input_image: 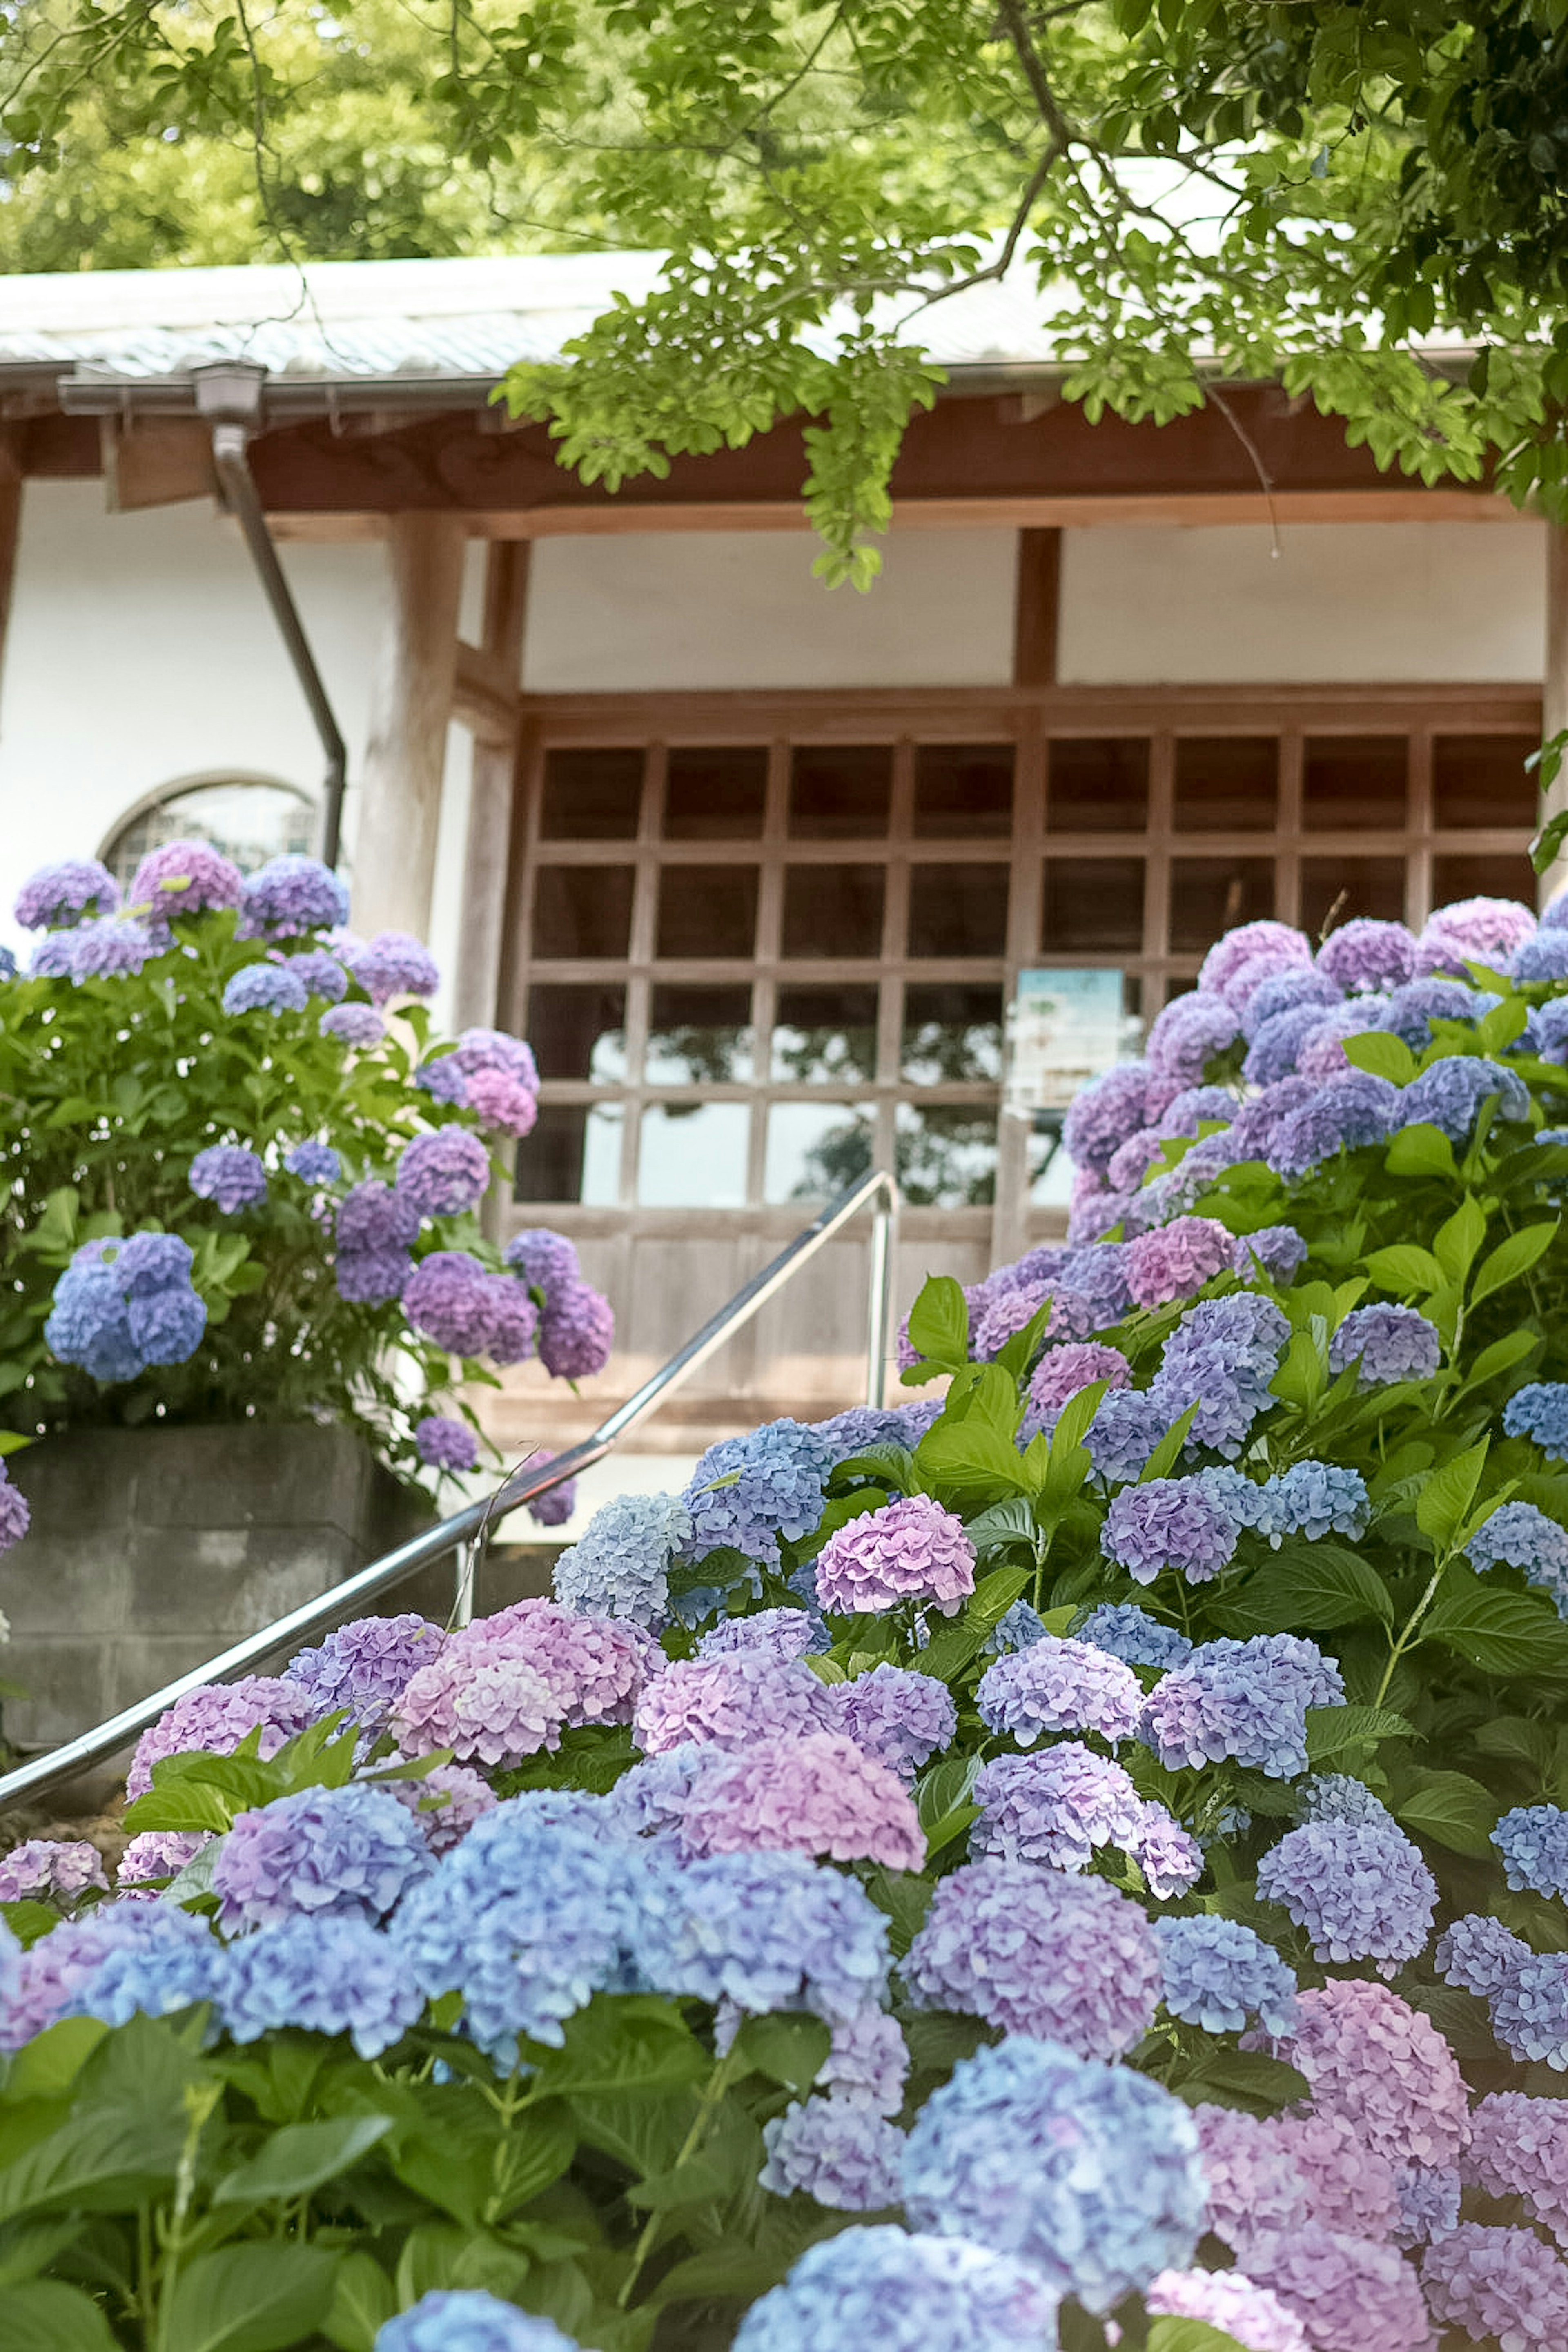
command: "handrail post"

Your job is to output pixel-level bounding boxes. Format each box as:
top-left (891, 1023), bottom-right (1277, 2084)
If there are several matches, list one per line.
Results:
top-left (453, 1535), bottom-right (481, 1629)
top-left (865, 1187), bottom-right (894, 1408)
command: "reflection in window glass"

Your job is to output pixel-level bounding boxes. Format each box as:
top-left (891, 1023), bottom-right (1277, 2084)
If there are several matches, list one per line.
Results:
top-left (532, 866), bottom-right (636, 959)
top-left (526, 984), bottom-right (627, 1082)
top-left (895, 1105), bottom-right (997, 1207)
top-left (914, 744), bottom-right (1013, 838)
top-left (513, 1103), bottom-right (622, 1204)
top-left (908, 864), bottom-right (1009, 958)
top-left (782, 864), bottom-right (885, 958)
top-left (646, 984), bottom-right (754, 1082)
top-left (1041, 858), bottom-right (1144, 951)
top-left (765, 1102), bottom-right (875, 1201)
top-left (1433, 738), bottom-right (1538, 830)
top-left (1029, 1117), bottom-right (1075, 1209)
top-left (540, 748), bottom-right (644, 839)
top-left (664, 748), bottom-right (768, 839)
top-left (1174, 739), bottom-right (1278, 833)
top-left (901, 983), bottom-right (1004, 1082)
top-left (656, 866), bottom-right (760, 959)
top-left (1433, 851), bottom-right (1537, 909)
top-left (1300, 858), bottom-right (1405, 934)
top-left (105, 780), bottom-right (314, 888)
top-left (1047, 740), bottom-right (1149, 833)
top-left (638, 1102), bottom-right (750, 1206)
top-left (1303, 737), bottom-right (1407, 832)
top-left (789, 747), bottom-right (892, 837)
top-left (772, 985), bottom-right (879, 1082)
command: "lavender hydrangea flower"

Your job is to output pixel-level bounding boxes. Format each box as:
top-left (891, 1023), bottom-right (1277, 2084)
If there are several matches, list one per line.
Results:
top-left (1275, 1980), bottom-right (1470, 2168)
top-left (538, 1280), bottom-right (614, 1378)
top-left (1227, 1076), bottom-right (1319, 1160)
top-left (69, 918), bottom-right (158, 979)
top-left (321, 1002), bottom-right (385, 1048)
top-left (1467, 1501), bottom-right (1568, 1605)
top-left (189, 1143), bottom-right (267, 1212)
top-left (222, 962), bottom-right (308, 1016)
top-left (116, 1829), bottom-right (209, 1898)
top-left (637, 1844), bottom-right (891, 2026)
top-left (1244, 2227), bottom-right (1433, 2352)
top-left (1392, 2163), bottom-right (1461, 2250)
top-left (211, 1783), bottom-right (432, 1931)
top-left (15, 858), bottom-right (120, 929)
top-left (1302, 1773), bottom-right (1393, 1826)
top-left (216, 1912), bottom-right (423, 2058)
top-left (555, 1492), bottom-right (694, 1627)
top-left (350, 930), bottom-right (439, 1005)
top-left (413, 1415), bottom-right (477, 1473)
top-left (375, 2292), bottom-right (581, 2352)
top-left (284, 1139), bottom-right (340, 1184)
top-left (1076, 1602), bottom-right (1193, 1669)
top-left (0, 1472), bottom-right (27, 1552)
top-left (1139, 1634), bottom-right (1345, 1780)
top-left (674, 1731), bottom-right (923, 1871)
top-left (902, 1858), bottom-right (1160, 2058)
top-left (1244, 1004), bottom-right (1339, 1087)
top-left (1194, 2103), bottom-right (1308, 2247)
top-left (1151, 1291), bottom-right (1288, 1456)
top-left (1146, 992), bottom-right (1243, 1087)
top-left (524, 1454), bottom-right (578, 1526)
top-left (1026, 1343), bottom-right (1130, 1431)
top-left (334, 1179), bottom-right (419, 1303)
top-left (1125, 1215), bottom-right (1234, 1309)
top-left (900, 2038), bottom-right (1203, 2312)
top-left (1145, 2270), bottom-right (1307, 2352)
top-left (1328, 1303), bottom-right (1441, 1385)
top-left (1465, 2094), bottom-right (1568, 2249)
top-left (404, 1253), bottom-right (537, 1361)
top-left (1241, 967), bottom-right (1340, 1040)
top-left (1437, 1911), bottom-right (1530, 1999)
top-left (1256, 1816), bottom-right (1436, 1973)
top-left (237, 855), bottom-right (350, 940)
top-left (285, 1612), bottom-right (443, 1731)
top-left (396, 1127), bottom-right (491, 1218)
top-left (1065, 1064), bottom-right (1154, 1174)
top-left (1381, 976), bottom-right (1493, 1046)
top-left (1154, 1914), bottom-right (1298, 2036)
top-left (731, 2226), bottom-right (1058, 2352)
top-left (130, 839), bottom-right (244, 921)
top-left (1530, 999), bottom-right (1568, 1060)
top-left (1421, 2223), bottom-right (1568, 2350)
top-left (634, 1653), bottom-right (840, 1755)
top-left (1084, 1389), bottom-right (1168, 1483)
top-left (394, 1602), bottom-right (654, 1765)
top-left (503, 1227), bottom-right (579, 1299)
top-left (976, 1638), bottom-right (1143, 1744)
top-left (817, 2009), bottom-right (909, 2114)
top-left (1294, 994), bottom-right (1394, 1078)
top-left (126, 1675), bottom-right (322, 1800)
top-left (1047, 1244), bottom-right (1136, 1340)
top-left (1252, 1461), bottom-right (1370, 1545)
top-left (1233, 1224), bottom-right (1308, 1283)
top-left (1273, 2118), bottom-right (1395, 2245)
top-left (0, 1838), bottom-right (108, 1904)
top-left (1317, 918), bottom-right (1418, 995)
top-left (1200, 920), bottom-right (1313, 999)
top-left (760, 2095), bottom-right (905, 2210)
top-left (1419, 894), bottom-right (1536, 976)
top-left (814, 1495), bottom-right (975, 1617)
top-left (0, 1904), bottom-right (219, 2047)
top-left (972, 1744), bottom-right (1147, 1873)
top-left (1504, 1382), bottom-right (1568, 1460)
top-left (286, 949), bottom-right (347, 1001)
top-left (1267, 1071), bottom-right (1400, 1178)
top-left (837, 1665), bottom-right (956, 1780)
top-left (1492, 1952), bottom-right (1568, 2068)
top-left (1101, 1475), bottom-right (1241, 1585)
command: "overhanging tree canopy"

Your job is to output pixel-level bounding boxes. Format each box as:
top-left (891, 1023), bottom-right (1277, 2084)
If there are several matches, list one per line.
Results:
top-left (2, 0), bottom-right (1566, 579)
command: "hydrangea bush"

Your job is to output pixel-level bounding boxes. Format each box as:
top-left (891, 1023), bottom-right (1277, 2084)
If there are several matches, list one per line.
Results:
top-left (0, 846), bottom-right (611, 1482)
top-left (23, 889), bottom-right (1568, 2347)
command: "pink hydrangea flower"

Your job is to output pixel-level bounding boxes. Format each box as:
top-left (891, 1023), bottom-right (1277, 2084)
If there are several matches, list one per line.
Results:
top-left (1277, 2111), bottom-right (1399, 2241)
top-left (675, 1731), bottom-right (924, 1870)
top-left (1421, 2221), bottom-right (1568, 2349)
top-left (391, 1601), bottom-right (657, 1765)
top-left (1027, 1341), bottom-right (1131, 1421)
top-left (813, 1495), bottom-right (976, 1617)
top-left (1126, 1216), bottom-right (1234, 1309)
top-left (115, 1830), bottom-right (209, 1900)
top-left (1194, 2104), bottom-right (1308, 2250)
top-left (1145, 2268), bottom-right (1308, 2352)
top-left (0, 1839), bottom-right (108, 1904)
top-left (1242, 2227), bottom-right (1432, 2352)
top-left (380, 1760), bottom-right (498, 1855)
top-left (1269, 1980), bottom-right (1469, 2169)
top-left (1464, 2094), bottom-right (1568, 2247)
top-left (126, 1676), bottom-right (322, 1800)
top-left (633, 1653), bottom-right (840, 1755)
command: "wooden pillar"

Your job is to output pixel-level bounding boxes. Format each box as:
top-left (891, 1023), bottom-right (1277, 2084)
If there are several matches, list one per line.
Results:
top-left (1012, 526), bottom-right (1061, 687)
top-left (352, 511), bottom-right (468, 940)
top-left (0, 437), bottom-right (24, 706)
top-left (1544, 523), bottom-right (1568, 912)
top-left (454, 542), bottom-right (530, 1031)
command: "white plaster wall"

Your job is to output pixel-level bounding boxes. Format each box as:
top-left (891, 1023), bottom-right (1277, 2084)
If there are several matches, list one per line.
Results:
top-left (0, 481), bottom-right (390, 958)
top-left (521, 528), bottom-right (1019, 692)
top-left (1058, 521), bottom-right (1547, 685)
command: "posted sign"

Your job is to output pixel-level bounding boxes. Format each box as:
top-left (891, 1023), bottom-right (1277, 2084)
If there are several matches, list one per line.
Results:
top-left (1005, 968), bottom-right (1133, 1116)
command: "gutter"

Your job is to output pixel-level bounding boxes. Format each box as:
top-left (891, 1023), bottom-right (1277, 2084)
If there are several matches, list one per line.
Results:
top-left (189, 362), bottom-right (348, 870)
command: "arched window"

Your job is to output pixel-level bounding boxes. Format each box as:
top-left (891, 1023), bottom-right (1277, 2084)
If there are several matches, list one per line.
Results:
top-left (102, 775), bottom-right (316, 891)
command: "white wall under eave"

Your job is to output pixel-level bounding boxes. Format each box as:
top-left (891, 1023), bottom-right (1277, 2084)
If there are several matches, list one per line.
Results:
top-left (521, 528), bottom-right (1019, 692)
top-left (1058, 521), bottom-right (1547, 685)
top-left (0, 480), bottom-right (390, 957)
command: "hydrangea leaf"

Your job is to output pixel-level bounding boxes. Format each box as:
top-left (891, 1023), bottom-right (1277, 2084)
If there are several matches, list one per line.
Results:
top-left (1470, 1219), bottom-right (1559, 1307)
top-left (1342, 1032), bottom-right (1417, 1087)
top-left (1414, 1441), bottom-right (1490, 1547)
top-left (904, 1275), bottom-right (970, 1374)
top-left (1214, 1545), bottom-right (1394, 1635)
top-left (0, 2280), bottom-right (118, 2352)
top-left (1384, 1123), bottom-right (1460, 1180)
top-left (1424, 1565), bottom-right (1568, 1678)
top-left (1392, 1768), bottom-right (1500, 1859)
top-left (212, 2115), bottom-right (394, 2209)
top-left (319, 2251), bottom-right (396, 2352)
top-left (730, 2012), bottom-right (832, 2096)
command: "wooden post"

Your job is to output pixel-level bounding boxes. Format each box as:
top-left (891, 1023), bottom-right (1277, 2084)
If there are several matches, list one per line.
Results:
top-left (0, 439), bottom-right (23, 702)
top-left (352, 512), bottom-right (468, 939)
top-left (1012, 526), bottom-right (1062, 687)
top-left (1544, 522), bottom-right (1568, 912)
top-left (454, 542), bottom-right (529, 1030)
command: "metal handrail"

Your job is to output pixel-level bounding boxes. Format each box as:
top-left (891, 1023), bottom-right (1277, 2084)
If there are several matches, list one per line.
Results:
top-left (0, 1171), bottom-right (899, 1812)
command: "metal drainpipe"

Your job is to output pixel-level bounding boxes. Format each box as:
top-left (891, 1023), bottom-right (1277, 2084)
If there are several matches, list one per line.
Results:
top-left (191, 362), bottom-right (349, 870)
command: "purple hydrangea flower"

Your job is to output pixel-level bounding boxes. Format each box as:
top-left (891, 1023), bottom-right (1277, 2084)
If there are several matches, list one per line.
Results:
top-left (287, 949), bottom-right (348, 1001)
top-left (1257, 1816), bottom-right (1437, 1972)
top-left (976, 1637), bottom-right (1143, 1745)
top-left (1083, 1388), bottom-right (1168, 1484)
top-left (15, 858), bottom-right (120, 929)
top-left (349, 930), bottom-right (439, 1004)
top-left (116, 1830), bottom-right (209, 1899)
top-left (396, 1127), bottom-right (491, 1218)
top-left (188, 1143), bottom-right (267, 1212)
top-left (1467, 1501), bottom-right (1568, 1605)
top-left (1504, 1382), bottom-right (1568, 1460)
top-left (1241, 967), bottom-right (1339, 1041)
top-left (1154, 1914), bottom-right (1297, 2036)
top-left (211, 1782), bottom-right (432, 1931)
top-left (1437, 1910), bottom-right (1530, 1999)
top-left (382, 1760), bottom-right (497, 1856)
top-left (404, 1252), bottom-right (537, 1361)
top-left (320, 1002), bottom-right (385, 1048)
top-left (222, 961), bottom-right (307, 1016)
top-left (392, 1604), bottom-right (654, 1766)
top-left (1401, 1053), bottom-right (1530, 1139)
top-left (1047, 1245), bottom-right (1136, 1341)
top-left (1077, 1601), bottom-right (1193, 1669)
top-left (1294, 994), bottom-right (1394, 1078)
top-left (68, 917), bottom-right (158, 979)
top-left (503, 1227), bottom-right (579, 1299)
top-left (334, 1180), bottom-right (420, 1303)
top-left (284, 1139), bottom-right (340, 1184)
top-left (731, 2226), bottom-right (1057, 2352)
top-left (760, 2095), bottom-right (905, 2210)
top-left (285, 1611), bottom-right (443, 1730)
top-left (0, 1473), bottom-right (28, 1552)
top-left (1492, 1951), bottom-right (1568, 2068)
top-left (1065, 1064), bottom-right (1153, 1175)
top-left (1511, 932), bottom-right (1568, 982)
top-left (125, 1675), bottom-right (323, 1800)
top-left (414, 1414), bottom-right (478, 1472)
top-left (130, 839), bottom-right (243, 922)
top-left (1200, 920), bottom-right (1313, 999)
top-left (697, 1608), bottom-right (822, 1666)
top-left (1381, 976), bottom-right (1494, 1046)
top-left (1151, 1291), bottom-right (1289, 1458)
top-left (902, 1858), bottom-right (1160, 2058)
top-left (817, 2009), bottom-right (908, 2114)
top-left (7, 1904), bottom-right (221, 2043)
top-left (0, 1839), bottom-right (108, 1904)
top-left (1145, 2270), bottom-right (1307, 2352)
top-left (1155, 1082), bottom-right (1238, 1140)
top-left (539, 1280), bottom-right (614, 1378)
top-left (215, 1911), bottom-right (422, 2058)
top-left (971, 1744), bottom-right (1147, 1873)
top-left (1102, 1474), bottom-right (1241, 1586)
top-left (1193, 2103), bottom-right (1308, 2247)
top-left (1393, 2163), bottom-right (1461, 2250)
top-left (1146, 992), bottom-right (1243, 1087)
top-left (634, 1653), bottom-right (840, 1755)
top-left (1244, 2228), bottom-right (1433, 2352)
top-left (1227, 1076), bottom-right (1319, 1160)
top-left (1140, 1634), bottom-right (1344, 1780)
top-left (814, 1495), bottom-right (975, 1617)
top-left (1494, 1804), bottom-right (1568, 1898)
top-left (1243, 1003), bottom-right (1337, 1087)
top-left (1026, 1342), bottom-right (1131, 1428)
top-left (1279, 2116), bottom-right (1398, 2243)
top-left (673, 1731), bottom-right (924, 1870)
top-left (1233, 1224), bottom-right (1308, 1283)
top-left (837, 1665), bottom-right (956, 1780)
top-left (1531, 1000), bottom-right (1568, 1062)
top-left (899, 2037), bottom-right (1203, 2312)
top-left (1419, 894), bottom-right (1536, 976)
top-left (525, 1454), bottom-right (578, 1526)
top-left (27, 935), bottom-right (75, 978)
top-left (1125, 1215), bottom-right (1234, 1309)
top-left (1274, 1979), bottom-right (1469, 2167)
top-left (1267, 1071), bottom-right (1400, 1178)
top-left (1317, 918), bottom-right (1418, 995)
top-left (1329, 1303), bottom-right (1441, 1385)
top-left (1466, 2094), bottom-right (1568, 2248)
top-left (236, 855), bottom-right (349, 940)
top-left (1421, 2223), bottom-right (1568, 2350)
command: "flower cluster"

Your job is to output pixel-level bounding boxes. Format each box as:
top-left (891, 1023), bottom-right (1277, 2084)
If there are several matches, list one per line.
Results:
top-left (44, 1231), bottom-right (207, 1384)
top-left (813, 1494), bottom-right (975, 1616)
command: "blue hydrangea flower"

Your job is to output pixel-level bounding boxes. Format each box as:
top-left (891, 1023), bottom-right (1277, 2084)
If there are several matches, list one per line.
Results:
top-left (1511, 933), bottom-right (1568, 983)
top-left (1503, 1383), bottom-right (1568, 1462)
top-left (554, 1492), bottom-right (695, 1628)
top-left (1101, 1476), bottom-right (1241, 1586)
top-left (1241, 967), bottom-right (1339, 1041)
top-left (1435, 1912), bottom-right (1530, 2000)
top-left (1267, 1072), bottom-right (1400, 1179)
top-left (1329, 1303), bottom-right (1441, 1386)
top-left (1528, 1002), bottom-right (1568, 1061)
top-left (374, 2291), bottom-right (580, 2352)
top-left (212, 1783), bottom-right (433, 1932)
top-left (636, 1848), bottom-right (890, 2027)
top-left (1493, 1805), bottom-right (1568, 1899)
top-left (682, 1419), bottom-right (836, 1569)
top-left (1490, 1953), bottom-right (1568, 2069)
top-left (1151, 1293), bottom-right (1288, 1458)
top-left (1153, 1915), bottom-right (1298, 2036)
top-left (1380, 979), bottom-right (1494, 1047)
top-left (189, 1143), bottom-right (267, 1212)
top-left (731, 2226), bottom-right (1058, 2352)
top-left (976, 1640), bottom-right (1143, 1746)
top-left (1401, 1056), bottom-right (1530, 1140)
top-left (286, 950), bottom-right (348, 1002)
top-left (1084, 1389), bottom-right (1168, 1484)
top-left (1140, 1634), bottom-right (1345, 1780)
top-left (55, 1904), bottom-right (221, 2028)
top-left (44, 1232), bottom-right (207, 1383)
top-left (760, 2095), bottom-right (905, 2210)
top-left (1302, 1773), bottom-right (1394, 1827)
top-left (1244, 1003), bottom-right (1339, 1087)
top-left (900, 2038), bottom-right (1203, 2313)
top-left (69, 917), bottom-right (158, 979)
top-left (1252, 1462), bottom-right (1370, 1546)
top-left (285, 1139), bottom-right (341, 1185)
top-left (238, 855), bottom-right (350, 941)
top-left (1076, 1602), bottom-right (1193, 1670)
top-left (981, 1599), bottom-right (1048, 1656)
top-left (1393, 2164), bottom-right (1463, 2250)
top-left (1256, 1818), bottom-right (1437, 1972)
top-left (1467, 1503), bottom-right (1568, 1608)
top-left (214, 1913), bottom-right (423, 2059)
top-left (222, 962), bottom-right (309, 1016)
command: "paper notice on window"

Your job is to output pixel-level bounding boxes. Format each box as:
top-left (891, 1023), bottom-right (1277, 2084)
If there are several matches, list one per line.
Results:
top-left (1005, 969), bottom-right (1135, 1115)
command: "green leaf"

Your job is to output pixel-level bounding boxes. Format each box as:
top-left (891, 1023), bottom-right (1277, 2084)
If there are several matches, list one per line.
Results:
top-left (1425, 1564), bottom-right (1568, 1677)
top-left (394, 2223), bottom-right (532, 2312)
top-left (1305, 1705), bottom-right (1414, 1768)
top-left (1, 2021), bottom-right (108, 2105)
top-left (963, 1497), bottom-right (1036, 1552)
top-left (1213, 1545), bottom-right (1392, 1633)
top-left (1384, 1123), bottom-right (1458, 1180)
top-left (1148, 2321), bottom-right (1252, 2352)
top-left (1432, 1193), bottom-right (1488, 1284)
top-left (212, 2114), bottom-right (394, 2207)
top-left (1137, 1400), bottom-right (1199, 1485)
top-left (0, 1904), bottom-right (65, 1953)
top-left (526, 1998), bottom-right (708, 2100)
top-left (1414, 1441), bottom-right (1489, 1546)
top-left (0, 2281), bottom-right (118, 2351)
top-left (625, 2158), bottom-right (730, 2212)
top-left (321, 2252), bottom-right (397, 2352)
top-left (157, 2245), bottom-right (339, 2352)
top-left (1341, 1031), bottom-right (1416, 1085)
top-left (913, 1564), bottom-right (1030, 1682)
top-left (915, 1751), bottom-right (982, 1860)
top-left (1174, 2048), bottom-right (1309, 2117)
top-left (1394, 1770), bottom-right (1500, 1858)
top-left (732, 2012), bottom-right (831, 2095)
top-left (904, 1274), bottom-right (969, 1371)
top-left (1470, 1220), bottom-right (1558, 1306)
top-left (1466, 1329), bottom-right (1540, 1386)
top-left (1364, 1243), bottom-right (1443, 1296)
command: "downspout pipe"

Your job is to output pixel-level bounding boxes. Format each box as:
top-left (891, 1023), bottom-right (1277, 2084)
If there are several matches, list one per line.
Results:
top-left (192, 363), bottom-right (349, 871)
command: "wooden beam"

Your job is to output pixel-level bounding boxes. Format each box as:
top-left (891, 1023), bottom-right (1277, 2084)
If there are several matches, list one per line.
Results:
top-left (100, 416), bottom-right (216, 511)
top-left (267, 487), bottom-right (1533, 542)
top-left (352, 511), bottom-right (467, 940)
top-left (455, 541), bottom-right (529, 1033)
top-left (452, 638), bottom-right (520, 744)
top-left (1013, 526), bottom-right (1061, 687)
